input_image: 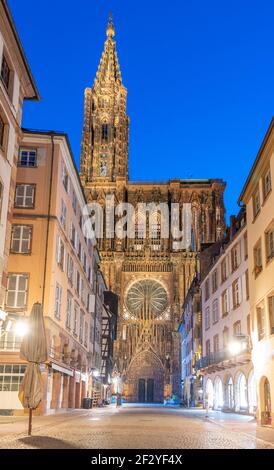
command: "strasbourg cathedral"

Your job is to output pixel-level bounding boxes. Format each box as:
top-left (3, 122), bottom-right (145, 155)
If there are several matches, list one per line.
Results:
top-left (80, 15), bottom-right (226, 402)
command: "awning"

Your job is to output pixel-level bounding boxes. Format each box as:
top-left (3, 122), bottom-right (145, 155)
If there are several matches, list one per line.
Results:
top-left (51, 363), bottom-right (74, 377)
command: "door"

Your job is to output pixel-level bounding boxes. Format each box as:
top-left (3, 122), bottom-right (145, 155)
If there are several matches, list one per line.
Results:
top-left (138, 379), bottom-right (145, 402)
top-left (147, 379), bottom-right (154, 402)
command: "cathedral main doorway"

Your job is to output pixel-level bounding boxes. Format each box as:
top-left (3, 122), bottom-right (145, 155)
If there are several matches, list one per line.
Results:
top-left (138, 378), bottom-right (155, 403)
top-left (126, 350), bottom-right (164, 403)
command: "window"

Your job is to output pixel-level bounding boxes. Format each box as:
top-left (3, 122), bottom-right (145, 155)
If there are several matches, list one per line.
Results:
top-left (18, 149), bottom-right (37, 167)
top-left (84, 321), bottom-right (88, 347)
top-left (69, 222), bottom-right (76, 247)
top-left (265, 225), bottom-right (274, 262)
top-left (233, 320), bottom-right (241, 336)
top-left (0, 115), bottom-right (4, 148)
top-left (268, 296), bottom-right (274, 335)
top-left (213, 334), bottom-right (219, 353)
top-left (54, 283), bottom-right (62, 320)
top-left (223, 326), bottom-right (229, 348)
top-left (72, 190), bottom-right (77, 214)
top-left (231, 244), bottom-right (240, 271)
top-left (244, 232), bottom-right (248, 260)
top-left (212, 270), bottom-right (218, 293)
top-left (6, 274), bottom-right (28, 308)
top-left (80, 278), bottom-right (85, 303)
top-left (15, 184), bottom-right (35, 208)
top-left (257, 304), bottom-right (265, 341)
top-left (76, 271), bottom-right (80, 296)
top-left (1, 55), bottom-right (11, 91)
top-left (221, 258), bottom-right (227, 283)
top-left (65, 292), bottom-right (72, 330)
top-left (232, 278), bottom-right (241, 309)
top-left (245, 270), bottom-right (249, 300)
top-left (0, 364), bottom-right (26, 392)
top-left (60, 199), bottom-right (67, 230)
top-left (73, 303), bottom-right (79, 336)
top-left (101, 123), bottom-right (109, 142)
top-left (11, 225), bottom-right (32, 254)
top-left (205, 306), bottom-right (210, 330)
top-left (212, 299), bottom-right (219, 324)
top-left (67, 254), bottom-right (74, 285)
top-left (61, 161), bottom-right (69, 193)
top-left (56, 236), bottom-right (65, 270)
top-left (222, 289), bottom-right (229, 316)
top-left (253, 240), bottom-right (262, 276)
top-left (79, 311), bottom-right (84, 343)
top-left (263, 167), bottom-right (272, 199)
top-left (78, 241), bottom-right (82, 260)
top-left (253, 187), bottom-right (261, 218)
top-left (206, 339), bottom-right (210, 356)
top-left (205, 279), bottom-right (210, 301)
top-left (0, 331), bottom-right (22, 351)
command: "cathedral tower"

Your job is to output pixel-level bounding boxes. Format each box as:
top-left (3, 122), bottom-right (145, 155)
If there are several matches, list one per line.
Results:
top-left (80, 14), bottom-right (129, 184)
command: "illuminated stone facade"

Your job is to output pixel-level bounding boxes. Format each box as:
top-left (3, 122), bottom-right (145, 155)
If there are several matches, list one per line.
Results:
top-left (80, 15), bottom-right (226, 402)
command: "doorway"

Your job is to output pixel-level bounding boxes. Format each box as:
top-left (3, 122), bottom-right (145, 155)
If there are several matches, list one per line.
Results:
top-left (138, 378), bottom-right (154, 403)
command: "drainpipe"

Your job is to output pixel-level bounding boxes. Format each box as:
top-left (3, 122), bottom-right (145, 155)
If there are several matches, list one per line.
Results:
top-left (41, 132), bottom-right (55, 310)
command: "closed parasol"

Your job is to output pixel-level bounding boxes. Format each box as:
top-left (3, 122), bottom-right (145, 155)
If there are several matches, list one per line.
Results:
top-left (18, 302), bottom-right (48, 435)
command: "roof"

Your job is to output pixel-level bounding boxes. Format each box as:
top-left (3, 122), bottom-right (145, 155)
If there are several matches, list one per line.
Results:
top-left (238, 117), bottom-right (274, 204)
top-left (1, 0), bottom-right (40, 100)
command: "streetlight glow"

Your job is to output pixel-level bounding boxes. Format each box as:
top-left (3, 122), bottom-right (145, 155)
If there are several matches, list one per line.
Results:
top-left (14, 320), bottom-right (29, 337)
top-left (228, 341), bottom-right (242, 356)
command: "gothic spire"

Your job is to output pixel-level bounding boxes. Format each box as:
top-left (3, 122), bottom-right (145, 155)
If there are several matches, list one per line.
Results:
top-left (94, 13), bottom-right (122, 86)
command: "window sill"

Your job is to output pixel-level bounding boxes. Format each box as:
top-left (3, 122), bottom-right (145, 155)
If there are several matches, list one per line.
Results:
top-left (17, 164), bottom-right (38, 169)
top-left (10, 251), bottom-right (31, 255)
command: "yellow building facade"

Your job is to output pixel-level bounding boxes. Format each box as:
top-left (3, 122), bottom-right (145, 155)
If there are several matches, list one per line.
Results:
top-left (0, 130), bottom-right (102, 413)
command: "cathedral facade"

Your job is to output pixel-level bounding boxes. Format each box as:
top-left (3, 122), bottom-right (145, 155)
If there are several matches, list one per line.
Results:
top-left (80, 15), bottom-right (226, 402)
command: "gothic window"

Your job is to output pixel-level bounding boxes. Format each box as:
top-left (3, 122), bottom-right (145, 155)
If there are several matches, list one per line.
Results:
top-left (101, 123), bottom-right (109, 142)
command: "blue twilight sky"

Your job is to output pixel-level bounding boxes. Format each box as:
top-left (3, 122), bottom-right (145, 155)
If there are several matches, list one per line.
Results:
top-left (9, 0), bottom-right (274, 219)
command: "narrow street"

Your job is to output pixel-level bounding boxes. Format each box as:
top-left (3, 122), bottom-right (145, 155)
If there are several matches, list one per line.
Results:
top-left (0, 405), bottom-right (274, 449)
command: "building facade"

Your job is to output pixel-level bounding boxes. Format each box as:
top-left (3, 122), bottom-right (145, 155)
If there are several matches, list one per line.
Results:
top-left (80, 15), bottom-right (226, 403)
top-left (199, 210), bottom-right (256, 414)
top-left (0, 130), bottom-right (100, 413)
top-left (0, 0), bottom-right (39, 310)
top-left (179, 277), bottom-right (203, 407)
top-left (239, 118), bottom-right (274, 426)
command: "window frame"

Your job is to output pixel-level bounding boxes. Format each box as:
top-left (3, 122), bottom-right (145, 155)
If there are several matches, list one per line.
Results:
top-left (10, 224), bottom-right (33, 254)
top-left (5, 273), bottom-right (29, 309)
top-left (14, 183), bottom-right (36, 209)
top-left (18, 148), bottom-right (38, 168)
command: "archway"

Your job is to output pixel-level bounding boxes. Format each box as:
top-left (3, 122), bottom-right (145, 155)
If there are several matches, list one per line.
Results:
top-left (247, 370), bottom-right (257, 414)
top-left (236, 372), bottom-right (248, 410)
top-left (214, 377), bottom-right (223, 409)
top-left (126, 350), bottom-right (165, 403)
top-left (206, 379), bottom-right (214, 408)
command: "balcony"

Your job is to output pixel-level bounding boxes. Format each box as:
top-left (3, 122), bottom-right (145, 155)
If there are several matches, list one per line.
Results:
top-left (197, 342), bottom-right (251, 373)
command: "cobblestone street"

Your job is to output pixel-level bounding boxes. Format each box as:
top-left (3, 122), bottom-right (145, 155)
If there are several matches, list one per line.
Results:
top-left (0, 405), bottom-right (274, 449)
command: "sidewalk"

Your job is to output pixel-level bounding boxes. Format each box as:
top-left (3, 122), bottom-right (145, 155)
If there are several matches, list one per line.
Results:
top-left (0, 409), bottom-right (91, 439)
top-left (179, 408), bottom-right (274, 447)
